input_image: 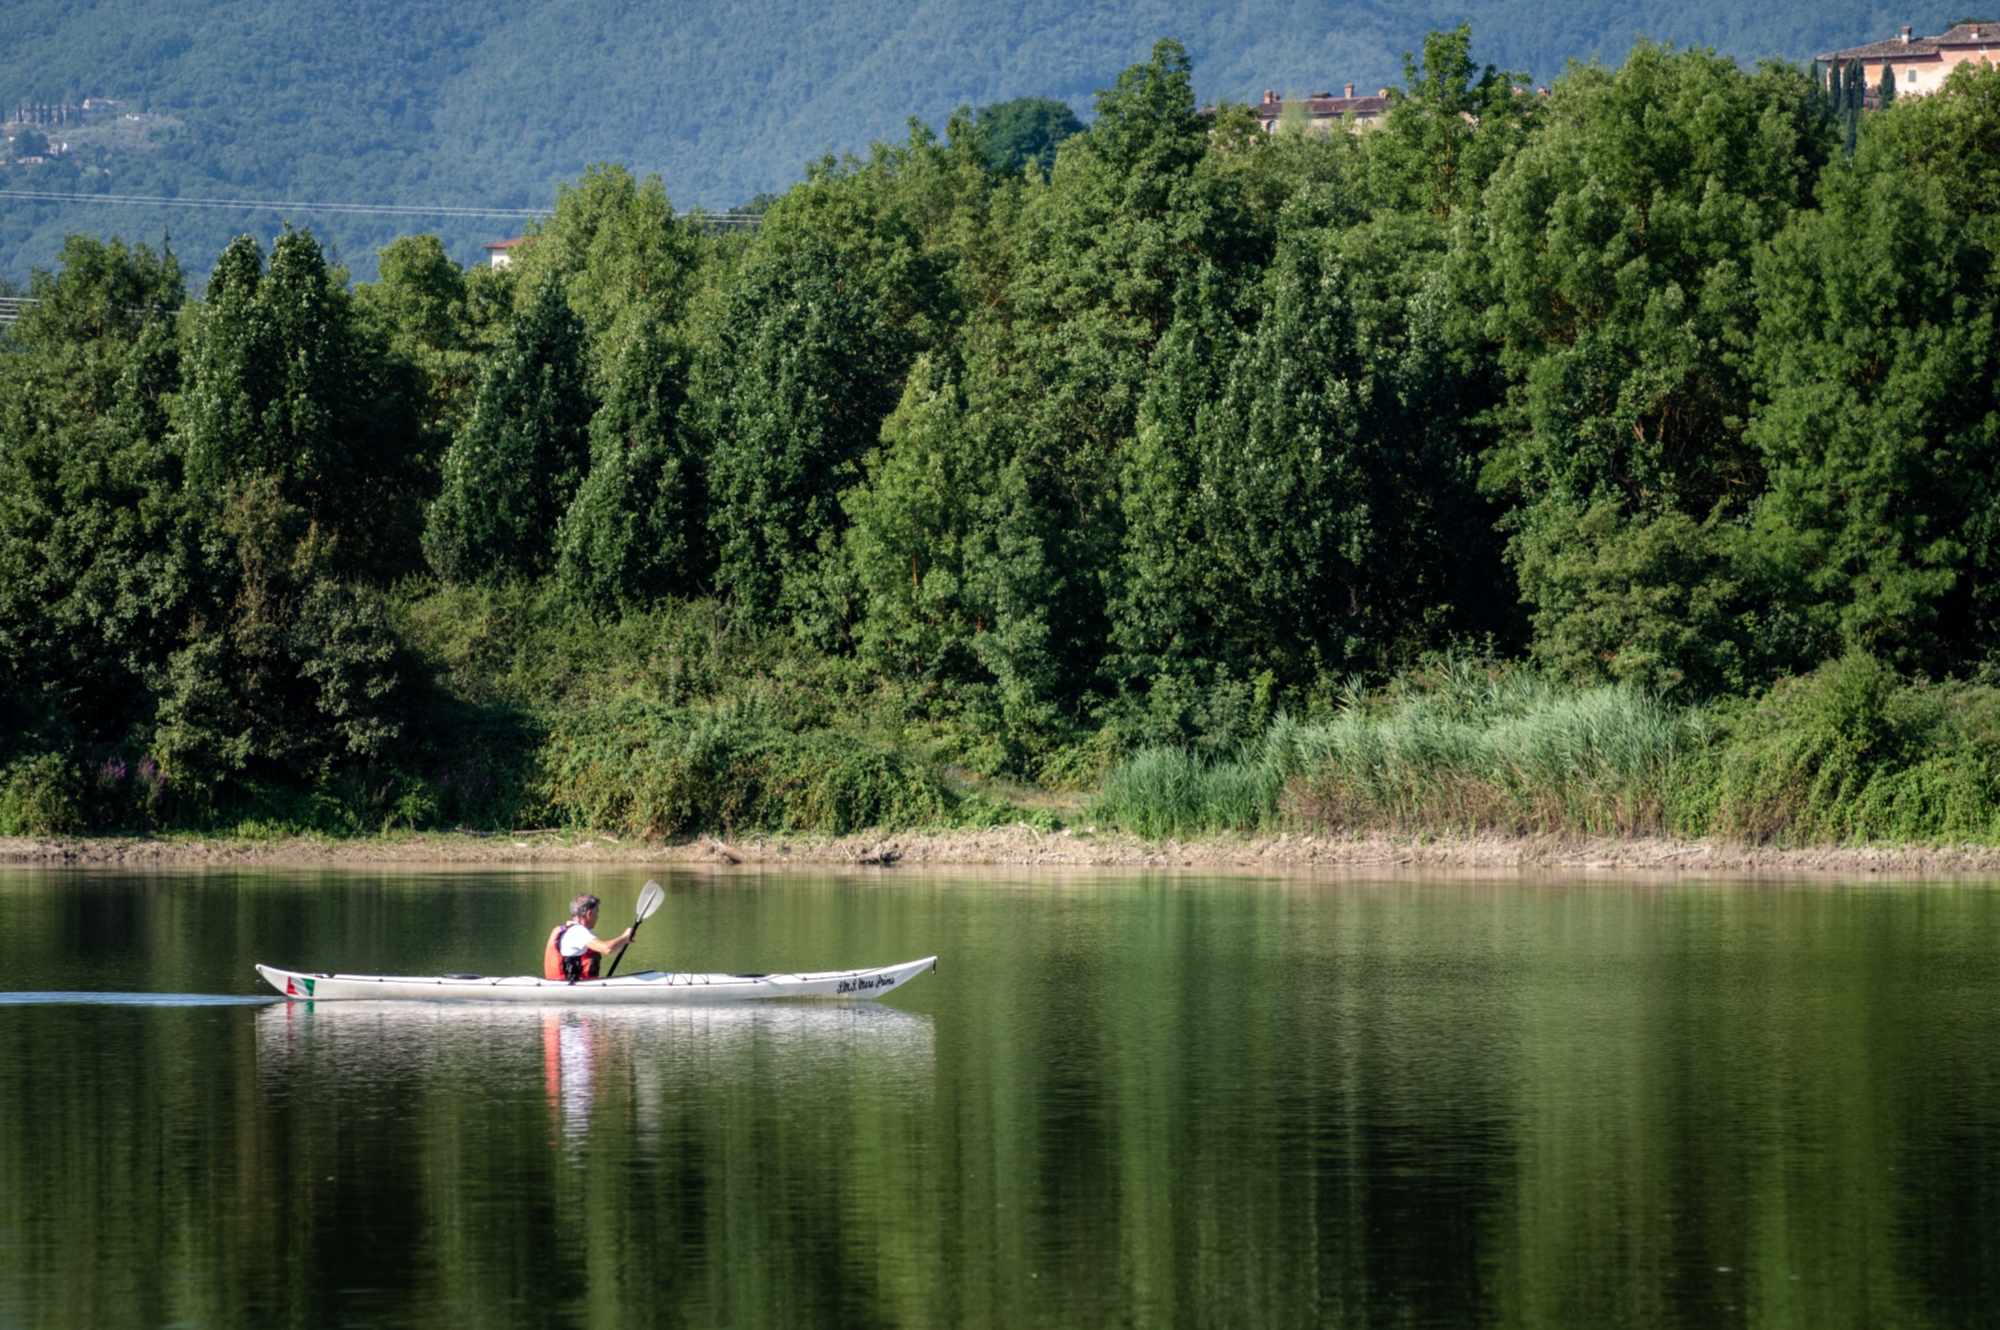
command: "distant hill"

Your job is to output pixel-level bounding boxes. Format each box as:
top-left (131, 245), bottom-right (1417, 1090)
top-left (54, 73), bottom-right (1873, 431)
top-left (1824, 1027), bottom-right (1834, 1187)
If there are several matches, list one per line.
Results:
top-left (0, 0), bottom-right (1926, 281)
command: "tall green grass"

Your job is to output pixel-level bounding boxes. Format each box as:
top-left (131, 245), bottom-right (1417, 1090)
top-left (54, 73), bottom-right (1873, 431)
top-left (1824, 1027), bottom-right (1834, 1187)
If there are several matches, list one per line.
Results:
top-left (1094, 653), bottom-right (2000, 846)
top-left (1093, 744), bottom-right (1294, 838)
top-left (1095, 672), bottom-right (1684, 837)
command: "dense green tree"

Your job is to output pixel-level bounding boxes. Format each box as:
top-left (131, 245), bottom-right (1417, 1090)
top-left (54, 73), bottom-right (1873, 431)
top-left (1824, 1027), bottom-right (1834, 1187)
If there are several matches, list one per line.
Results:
top-left (179, 232), bottom-right (348, 504)
top-left (1113, 207), bottom-right (1496, 717)
top-left (976, 96), bottom-right (1085, 176)
top-left (149, 475), bottom-right (406, 799)
top-left (353, 233), bottom-right (515, 437)
top-left (424, 274), bottom-right (594, 584)
top-left (178, 228), bottom-right (432, 581)
top-left (0, 236), bottom-right (193, 766)
top-left (1361, 23), bottom-right (1533, 219)
top-left (950, 40), bottom-right (1259, 736)
top-left (1748, 63), bottom-right (2000, 669)
top-left (1110, 260), bottom-right (1245, 697)
top-left (555, 311), bottom-right (704, 615)
top-left (702, 236), bottom-right (898, 625)
top-left (507, 164), bottom-right (708, 376)
top-left (1477, 45), bottom-right (1835, 693)
top-left (750, 114), bottom-right (1002, 366)
top-left (842, 354), bottom-right (1000, 686)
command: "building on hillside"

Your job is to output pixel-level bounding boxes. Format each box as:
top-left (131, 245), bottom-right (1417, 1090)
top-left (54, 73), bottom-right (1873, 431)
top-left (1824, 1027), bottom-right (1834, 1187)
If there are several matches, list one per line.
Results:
top-left (1252, 86), bottom-right (1392, 133)
top-left (1821, 23), bottom-right (2000, 96)
top-left (15, 103), bottom-right (79, 126)
top-left (483, 238), bottom-right (524, 268)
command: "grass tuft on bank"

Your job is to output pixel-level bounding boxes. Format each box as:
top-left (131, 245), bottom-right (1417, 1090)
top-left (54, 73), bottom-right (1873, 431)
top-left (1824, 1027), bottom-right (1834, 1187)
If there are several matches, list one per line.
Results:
top-left (1092, 652), bottom-right (2000, 846)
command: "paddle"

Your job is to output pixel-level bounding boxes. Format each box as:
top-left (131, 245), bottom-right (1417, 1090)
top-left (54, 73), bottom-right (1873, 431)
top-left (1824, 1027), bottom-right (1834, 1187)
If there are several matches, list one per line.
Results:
top-left (602, 880), bottom-right (665, 979)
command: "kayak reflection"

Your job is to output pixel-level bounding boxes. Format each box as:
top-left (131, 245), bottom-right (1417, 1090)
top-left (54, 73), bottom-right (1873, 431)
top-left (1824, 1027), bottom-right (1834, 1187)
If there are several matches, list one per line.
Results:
top-left (255, 1000), bottom-right (936, 1141)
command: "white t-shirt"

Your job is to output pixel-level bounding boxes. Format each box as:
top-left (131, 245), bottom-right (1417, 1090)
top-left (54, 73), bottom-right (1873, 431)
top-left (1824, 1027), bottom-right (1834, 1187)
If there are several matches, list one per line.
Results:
top-left (557, 921), bottom-right (598, 957)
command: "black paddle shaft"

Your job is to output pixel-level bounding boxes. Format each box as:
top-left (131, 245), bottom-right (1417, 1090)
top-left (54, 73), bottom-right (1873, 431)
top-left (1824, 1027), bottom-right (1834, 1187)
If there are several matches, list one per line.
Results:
top-left (602, 881), bottom-right (663, 979)
top-left (602, 915), bottom-right (644, 978)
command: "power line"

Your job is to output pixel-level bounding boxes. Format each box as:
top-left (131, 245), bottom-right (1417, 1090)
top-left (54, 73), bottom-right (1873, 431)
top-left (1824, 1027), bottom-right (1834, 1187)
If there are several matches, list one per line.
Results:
top-left (0, 189), bottom-right (762, 227)
top-left (0, 188), bottom-right (538, 218)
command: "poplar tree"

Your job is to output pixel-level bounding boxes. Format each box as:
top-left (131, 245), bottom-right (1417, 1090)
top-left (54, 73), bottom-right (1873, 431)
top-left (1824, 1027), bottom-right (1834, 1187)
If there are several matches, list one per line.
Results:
top-left (425, 274), bottom-right (593, 584)
top-left (702, 237), bottom-right (896, 623)
top-left (1479, 47), bottom-right (1835, 692)
top-left (555, 311), bottom-right (704, 615)
top-left (178, 227), bottom-right (429, 579)
top-left (179, 230), bottom-right (348, 510)
top-left (163, 228), bottom-right (414, 793)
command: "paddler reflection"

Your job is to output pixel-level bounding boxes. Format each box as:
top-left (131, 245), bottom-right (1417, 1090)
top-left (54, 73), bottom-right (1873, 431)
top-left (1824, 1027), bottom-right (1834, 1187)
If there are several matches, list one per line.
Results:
top-left (543, 1011), bottom-right (598, 1139)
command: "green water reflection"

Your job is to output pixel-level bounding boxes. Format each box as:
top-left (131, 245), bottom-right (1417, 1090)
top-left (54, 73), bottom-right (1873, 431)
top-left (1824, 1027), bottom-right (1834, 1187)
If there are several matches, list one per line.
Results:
top-left (2, 869), bottom-right (1998, 1328)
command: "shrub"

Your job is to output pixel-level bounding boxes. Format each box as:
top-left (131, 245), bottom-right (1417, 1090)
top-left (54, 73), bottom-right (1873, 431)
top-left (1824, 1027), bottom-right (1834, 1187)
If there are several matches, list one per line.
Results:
top-left (536, 698), bottom-right (957, 836)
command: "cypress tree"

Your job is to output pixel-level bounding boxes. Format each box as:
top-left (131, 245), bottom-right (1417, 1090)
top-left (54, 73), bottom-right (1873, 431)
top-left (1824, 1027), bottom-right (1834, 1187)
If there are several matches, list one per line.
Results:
top-left (1838, 60), bottom-right (1861, 154)
top-left (425, 274), bottom-right (593, 585)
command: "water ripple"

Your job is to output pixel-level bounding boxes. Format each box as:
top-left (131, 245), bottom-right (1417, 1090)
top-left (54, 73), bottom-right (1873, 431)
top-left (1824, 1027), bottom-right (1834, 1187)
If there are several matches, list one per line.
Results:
top-left (0, 992), bottom-right (280, 1006)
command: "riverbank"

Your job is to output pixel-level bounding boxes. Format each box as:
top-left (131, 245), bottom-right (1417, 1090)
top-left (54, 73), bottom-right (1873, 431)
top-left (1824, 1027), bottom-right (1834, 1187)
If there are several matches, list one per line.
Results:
top-left (7, 827), bottom-right (2000, 876)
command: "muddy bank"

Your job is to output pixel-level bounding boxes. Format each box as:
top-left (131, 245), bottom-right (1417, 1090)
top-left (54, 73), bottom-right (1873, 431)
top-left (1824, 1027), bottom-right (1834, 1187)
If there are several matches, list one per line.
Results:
top-left (6, 827), bottom-right (2000, 877)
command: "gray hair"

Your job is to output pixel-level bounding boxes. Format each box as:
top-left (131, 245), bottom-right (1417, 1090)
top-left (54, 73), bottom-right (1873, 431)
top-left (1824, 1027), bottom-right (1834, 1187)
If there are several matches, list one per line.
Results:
top-left (568, 893), bottom-right (601, 919)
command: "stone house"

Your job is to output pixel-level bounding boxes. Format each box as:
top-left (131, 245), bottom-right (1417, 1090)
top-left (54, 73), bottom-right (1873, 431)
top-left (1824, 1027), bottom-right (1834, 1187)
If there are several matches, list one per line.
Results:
top-left (1251, 86), bottom-right (1393, 133)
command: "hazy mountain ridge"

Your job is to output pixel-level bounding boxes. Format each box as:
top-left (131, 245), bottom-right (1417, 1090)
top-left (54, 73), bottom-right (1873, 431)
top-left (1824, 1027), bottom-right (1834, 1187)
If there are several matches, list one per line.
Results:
top-left (0, 0), bottom-right (1920, 279)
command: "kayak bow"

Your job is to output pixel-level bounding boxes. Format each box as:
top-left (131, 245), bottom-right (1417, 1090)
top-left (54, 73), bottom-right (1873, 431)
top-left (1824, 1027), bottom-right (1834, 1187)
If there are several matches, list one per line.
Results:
top-left (255, 956), bottom-right (936, 1004)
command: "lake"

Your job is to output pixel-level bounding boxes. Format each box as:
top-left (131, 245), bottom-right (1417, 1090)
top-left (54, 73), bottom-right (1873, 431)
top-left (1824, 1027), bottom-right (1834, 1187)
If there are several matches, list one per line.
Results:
top-left (1, 867), bottom-right (1997, 1328)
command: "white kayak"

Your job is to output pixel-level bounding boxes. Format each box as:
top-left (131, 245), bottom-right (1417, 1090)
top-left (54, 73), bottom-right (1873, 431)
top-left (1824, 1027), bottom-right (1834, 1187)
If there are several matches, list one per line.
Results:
top-left (255, 956), bottom-right (936, 1004)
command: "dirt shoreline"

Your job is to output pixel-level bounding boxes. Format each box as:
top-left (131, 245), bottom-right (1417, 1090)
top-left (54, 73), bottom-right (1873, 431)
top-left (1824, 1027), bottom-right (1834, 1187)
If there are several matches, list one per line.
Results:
top-left (5, 826), bottom-right (2000, 877)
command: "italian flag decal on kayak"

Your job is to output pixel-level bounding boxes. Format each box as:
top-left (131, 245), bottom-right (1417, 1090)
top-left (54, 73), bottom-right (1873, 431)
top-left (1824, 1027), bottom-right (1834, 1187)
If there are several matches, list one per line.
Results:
top-left (285, 975), bottom-right (315, 998)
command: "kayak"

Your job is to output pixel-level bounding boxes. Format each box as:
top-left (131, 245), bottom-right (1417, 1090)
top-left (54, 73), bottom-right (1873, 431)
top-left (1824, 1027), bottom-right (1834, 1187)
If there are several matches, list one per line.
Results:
top-left (255, 956), bottom-right (936, 1004)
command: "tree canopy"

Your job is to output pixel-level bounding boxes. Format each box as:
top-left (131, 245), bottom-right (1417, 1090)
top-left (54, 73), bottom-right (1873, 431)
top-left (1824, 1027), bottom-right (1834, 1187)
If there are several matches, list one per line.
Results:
top-left (7, 33), bottom-right (1996, 829)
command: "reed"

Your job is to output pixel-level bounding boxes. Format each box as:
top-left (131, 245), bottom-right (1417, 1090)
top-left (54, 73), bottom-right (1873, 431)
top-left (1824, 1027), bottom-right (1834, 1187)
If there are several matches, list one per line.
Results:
top-left (1287, 677), bottom-right (1686, 835)
top-left (1094, 672), bottom-right (1688, 837)
top-left (1096, 654), bottom-right (2000, 845)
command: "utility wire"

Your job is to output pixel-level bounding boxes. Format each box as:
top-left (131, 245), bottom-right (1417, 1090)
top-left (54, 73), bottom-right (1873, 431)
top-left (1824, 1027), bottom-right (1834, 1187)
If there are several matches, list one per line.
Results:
top-left (0, 189), bottom-right (762, 225)
top-left (0, 188), bottom-right (539, 217)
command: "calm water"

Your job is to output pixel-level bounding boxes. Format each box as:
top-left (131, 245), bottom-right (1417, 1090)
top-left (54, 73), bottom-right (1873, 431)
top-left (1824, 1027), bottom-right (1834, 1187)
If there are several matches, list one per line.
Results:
top-left (2, 868), bottom-right (1999, 1328)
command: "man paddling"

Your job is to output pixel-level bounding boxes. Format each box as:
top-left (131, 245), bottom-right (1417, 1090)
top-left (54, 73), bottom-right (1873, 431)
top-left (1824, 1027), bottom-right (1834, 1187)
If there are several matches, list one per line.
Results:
top-left (543, 893), bottom-right (633, 983)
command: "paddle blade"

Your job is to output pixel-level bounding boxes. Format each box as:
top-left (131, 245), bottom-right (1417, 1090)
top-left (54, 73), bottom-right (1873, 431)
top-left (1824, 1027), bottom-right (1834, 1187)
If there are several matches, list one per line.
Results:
top-left (635, 879), bottom-right (666, 922)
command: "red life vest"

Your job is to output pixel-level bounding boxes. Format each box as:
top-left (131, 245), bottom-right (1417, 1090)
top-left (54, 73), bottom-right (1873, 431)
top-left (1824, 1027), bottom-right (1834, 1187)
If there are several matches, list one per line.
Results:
top-left (543, 922), bottom-right (600, 983)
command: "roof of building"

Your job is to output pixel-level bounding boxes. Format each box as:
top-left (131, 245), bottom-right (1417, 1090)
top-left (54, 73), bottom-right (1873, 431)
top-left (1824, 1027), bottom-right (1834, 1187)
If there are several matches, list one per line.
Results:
top-left (1822, 24), bottom-right (1999, 60)
top-left (482, 237), bottom-right (525, 250)
top-left (1252, 93), bottom-right (1392, 120)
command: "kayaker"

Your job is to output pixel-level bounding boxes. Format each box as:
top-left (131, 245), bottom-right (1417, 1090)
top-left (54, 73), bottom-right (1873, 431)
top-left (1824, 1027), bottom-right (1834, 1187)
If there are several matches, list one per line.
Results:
top-left (543, 893), bottom-right (633, 983)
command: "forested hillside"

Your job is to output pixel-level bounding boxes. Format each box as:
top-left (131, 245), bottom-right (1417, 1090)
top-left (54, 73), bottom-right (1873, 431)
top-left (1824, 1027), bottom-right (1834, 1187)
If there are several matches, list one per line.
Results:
top-left (8, 33), bottom-right (2000, 845)
top-left (0, 0), bottom-right (1932, 280)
